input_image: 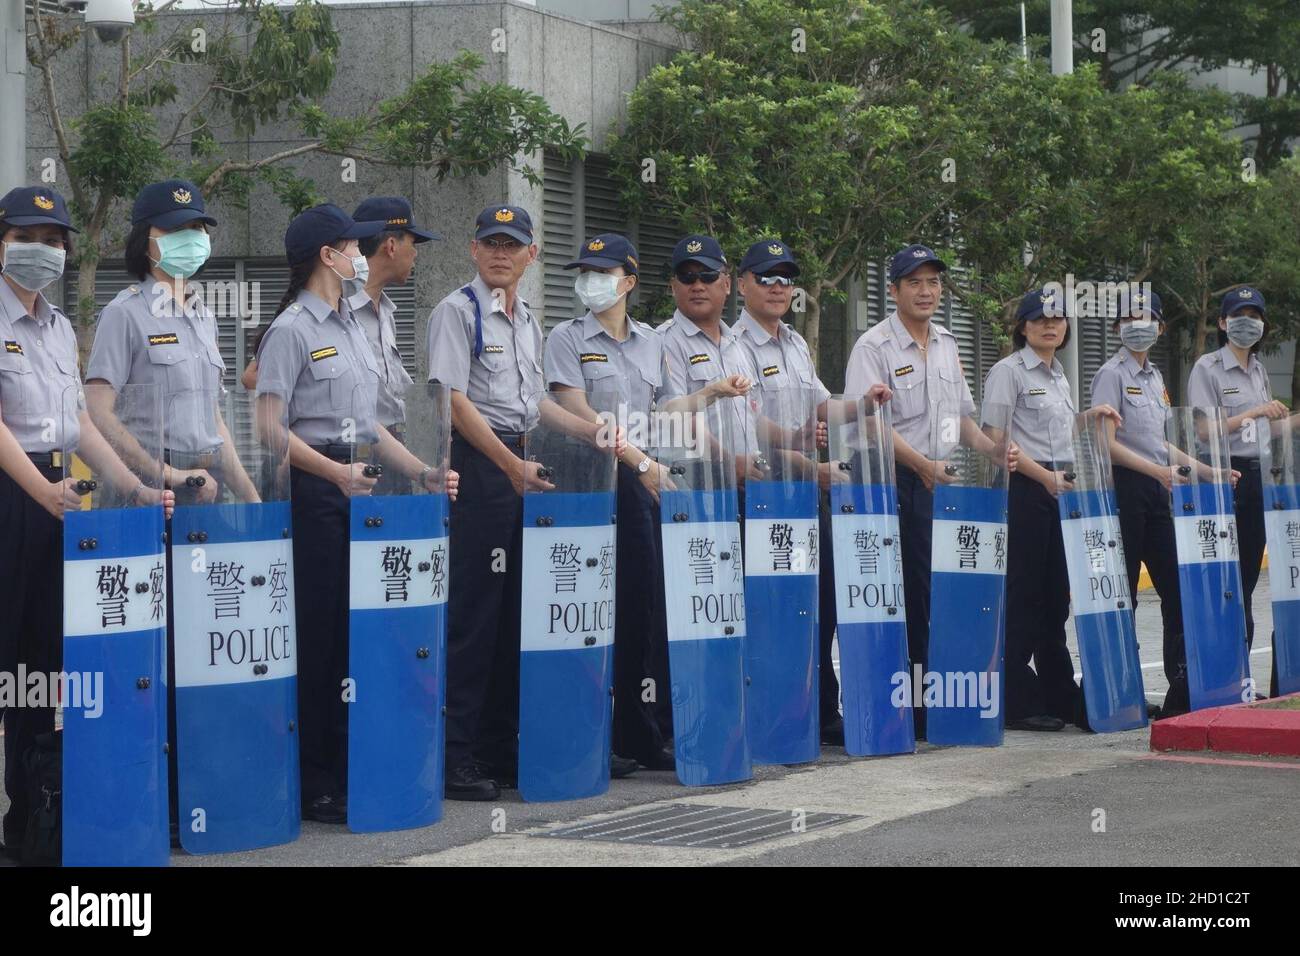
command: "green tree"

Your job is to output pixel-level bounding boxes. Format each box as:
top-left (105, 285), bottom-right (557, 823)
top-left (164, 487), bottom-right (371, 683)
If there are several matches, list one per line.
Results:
top-left (27, 0), bottom-right (586, 339)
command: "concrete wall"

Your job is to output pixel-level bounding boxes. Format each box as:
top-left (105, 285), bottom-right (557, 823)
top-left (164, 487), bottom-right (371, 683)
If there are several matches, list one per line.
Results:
top-left (25, 0), bottom-right (676, 378)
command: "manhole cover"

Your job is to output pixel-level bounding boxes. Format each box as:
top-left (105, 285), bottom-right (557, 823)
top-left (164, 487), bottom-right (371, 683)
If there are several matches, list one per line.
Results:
top-left (536, 803), bottom-right (858, 849)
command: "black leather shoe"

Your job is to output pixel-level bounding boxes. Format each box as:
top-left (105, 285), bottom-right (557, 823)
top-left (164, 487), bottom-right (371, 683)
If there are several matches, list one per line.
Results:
top-left (303, 793), bottom-right (348, 824)
top-left (1007, 715), bottom-right (1066, 732)
top-left (610, 753), bottom-right (640, 778)
top-left (446, 765), bottom-right (500, 801)
top-left (820, 716), bottom-right (845, 746)
top-left (478, 761), bottom-right (517, 790)
top-left (1147, 702), bottom-right (1162, 720)
top-left (637, 746), bottom-right (676, 771)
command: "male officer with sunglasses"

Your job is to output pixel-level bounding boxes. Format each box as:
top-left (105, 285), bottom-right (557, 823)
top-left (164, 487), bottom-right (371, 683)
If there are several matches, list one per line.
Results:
top-left (657, 234), bottom-right (757, 467)
top-left (733, 239), bottom-right (844, 745)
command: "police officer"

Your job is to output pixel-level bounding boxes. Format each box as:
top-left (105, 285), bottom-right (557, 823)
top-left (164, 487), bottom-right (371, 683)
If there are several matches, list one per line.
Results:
top-left (1187, 286), bottom-right (1286, 697)
top-left (658, 234), bottom-right (758, 471)
top-left (843, 244), bottom-right (988, 739)
top-left (0, 186), bottom-right (173, 858)
top-left (256, 203), bottom-right (455, 822)
top-left (546, 232), bottom-right (671, 773)
top-left (84, 179), bottom-right (261, 841)
top-left (983, 289), bottom-right (1121, 731)
top-left (732, 238), bottom-right (845, 744)
top-left (350, 196), bottom-right (438, 463)
top-left (1090, 289), bottom-right (1232, 718)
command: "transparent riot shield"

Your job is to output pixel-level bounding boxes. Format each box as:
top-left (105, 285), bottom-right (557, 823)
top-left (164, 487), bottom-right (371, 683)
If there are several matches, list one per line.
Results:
top-left (1048, 413), bottom-right (1147, 732)
top-left (655, 406), bottom-right (751, 786)
top-left (926, 401), bottom-right (1012, 746)
top-left (168, 388), bottom-right (300, 853)
top-left (1168, 407), bottom-right (1250, 709)
top-left (828, 394), bottom-right (913, 756)
top-left (517, 391), bottom-right (619, 802)
top-left (743, 387), bottom-right (821, 765)
top-left (1262, 415), bottom-right (1300, 695)
top-left (63, 383), bottom-right (169, 866)
top-left (348, 383), bottom-right (452, 831)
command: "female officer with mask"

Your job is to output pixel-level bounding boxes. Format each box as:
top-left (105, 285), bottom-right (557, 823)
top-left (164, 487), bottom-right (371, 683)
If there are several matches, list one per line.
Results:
top-left (255, 204), bottom-right (457, 822)
top-left (1187, 286), bottom-right (1286, 696)
top-left (1091, 289), bottom-right (1236, 717)
top-left (0, 186), bottom-right (173, 858)
top-left (85, 179), bottom-right (259, 841)
top-left (983, 289), bottom-right (1120, 731)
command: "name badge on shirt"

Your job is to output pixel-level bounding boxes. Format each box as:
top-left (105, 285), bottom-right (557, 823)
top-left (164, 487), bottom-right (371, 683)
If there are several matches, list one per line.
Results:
top-left (762, 365), bottom-right (780, 377)
top-left (483, 344), bottom-right (505, 355)
top-left (310, 346), bottom-right (339, 362)
top-left (148, 332), bottom-right (180, 346)
top-left (894, 364), bottom-right (914, 377)
top-left (689, 353), bottom-right (711, 366)
top-left (1224, 386), bottom-right (1240, 395)
top-left (1027, 387), bottom-right (1047, 396)
top-left (580, 353), bottom-right (609, 364)
top-left (3, 340), bottom-right (22, 355)
top-left (1125, 386), bottom-right (1143, 395)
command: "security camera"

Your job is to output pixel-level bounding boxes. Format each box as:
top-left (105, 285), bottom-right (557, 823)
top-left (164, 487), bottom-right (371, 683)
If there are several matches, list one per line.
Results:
top-left (84, 0), bottom-right (135, 42)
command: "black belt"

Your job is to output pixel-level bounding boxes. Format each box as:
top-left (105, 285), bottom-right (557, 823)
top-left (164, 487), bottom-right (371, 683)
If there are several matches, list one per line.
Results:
top-left (310, 443), bottom-right (374, 463)
top-left (1231, 456), bottom-right (1261, 472)
top-left (452, 429), bottom-right (525, 450)
top-left (26, 450), bottom-right (64, 470)
top-left (164, 447), bottom-right (220, 470)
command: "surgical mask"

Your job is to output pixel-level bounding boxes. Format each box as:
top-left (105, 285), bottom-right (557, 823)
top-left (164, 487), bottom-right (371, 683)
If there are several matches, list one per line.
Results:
top-left (1, 241), bottom-right (66, 291)
top-left (327, 248), bottom-right (369, 298)
top-left (1119, 320), bottom-right (1159, 353)
top-left (575, 271), bottom-right (625, 314)
top-left (152, 229), bottom-right (211, 279)
top-left (1226, 315), bottom-right (1264, 349)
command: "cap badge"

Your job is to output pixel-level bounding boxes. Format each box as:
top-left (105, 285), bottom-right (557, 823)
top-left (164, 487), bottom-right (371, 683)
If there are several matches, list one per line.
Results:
top-left (767, 243), bottom-right (783, 255)
top-left (626, 255), bottom-right (638, 268)
top-left (494, 208), bottom-right (514, 223)
top-left (388, 217), bottom-right (409, 225)
top-left (172, 188), bottom-right (192, 204)
top-left (587, 239), bottom-right (605, 252)
top-left (1239, 289), bottom-right (1253, 298)
top-left (911, 248), bottom-right (928, 258)
top-left (686, 240), bottom-right (702, 253)
top-left (33, 195), bottom-right (54, 211)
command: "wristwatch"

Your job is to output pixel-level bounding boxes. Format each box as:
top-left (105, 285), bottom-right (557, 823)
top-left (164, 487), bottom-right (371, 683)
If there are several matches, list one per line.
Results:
top-left (636, 456), bottom-right (652, 474)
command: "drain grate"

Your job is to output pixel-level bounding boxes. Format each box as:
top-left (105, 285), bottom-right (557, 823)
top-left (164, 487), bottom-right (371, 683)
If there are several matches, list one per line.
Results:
top-left (536, 803), bottom-right (859, 849)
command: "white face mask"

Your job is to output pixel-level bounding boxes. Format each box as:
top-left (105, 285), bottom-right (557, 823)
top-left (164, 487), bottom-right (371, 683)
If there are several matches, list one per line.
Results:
top-left (2, 241), bottom-right (66, 292)
top-left (575, 271), bottom-right (625, 314)
top-left (1119, 320), bottom-right (1159, 353)
top-left (1226, 315), bottom-right (1264, 349)
top-left (327, 248), bottom-right (369, 296)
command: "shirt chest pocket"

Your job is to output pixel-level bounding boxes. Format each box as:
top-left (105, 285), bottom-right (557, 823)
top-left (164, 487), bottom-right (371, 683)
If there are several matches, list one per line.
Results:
top-left (0, 351), bottom-right (33, 411)
top-left (687, 356), bottom-right (718, 387)
top-left (891, 368), bottom-right (925, 419)
top-left (1121, 390), bottom-right (1162, 431)
top-left (475, 348), bottom-right (512, 403)
top-left (309, 358), bottom-right (355, 411)
top-left (146, 344), bottom-right (196, 394)
top-left (1221, 389), bottom-right (1256, 412)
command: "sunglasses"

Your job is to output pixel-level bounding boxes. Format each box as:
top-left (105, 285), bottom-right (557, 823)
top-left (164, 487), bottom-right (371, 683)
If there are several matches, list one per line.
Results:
top-left (755, 273), bottom-right (795, 287)
top-left (674, 269), bottom-right (722, 285)
top-left (480, 236), bottom-right (524, 250)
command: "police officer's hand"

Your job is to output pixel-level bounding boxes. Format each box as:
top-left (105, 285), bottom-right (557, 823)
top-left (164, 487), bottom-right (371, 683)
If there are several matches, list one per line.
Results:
top-left (814, 419), bottom-right (829, 450)
top-left (1005, 441), bottom-right (1021, 473)
top-left (819, 461), bottom-right (846, 490)
top-left (514, 458), bottom-right (556, 495)
top-left (133, 485), bottom-right (176, 519)
top-left (1251, 400), bottom-right (1289, 421)
top-left (335, 461), bottom-right (379, 497)
top-left (1085, 404), bottom-right (1123, 425)
top-left (867, 383), bottom-right (893, 405)
top-left (42, 477), bottom-right (86, 520)
top-left (172, 468), bottom-right (218, 504)
top-left (708, 375), bottom-right (752, 400)
top-left (640, 461), bottom-right (674, 503)
top-left (1156, 465), bottom-right (1180, 492)
top-left (916, 458), bottom-right (956, 492)
top-left (1044, 470), bottom-right (1075, 498)
top-left (1227, 468), bottom-right (1242, 488)
top-left (445, 468), bottom-right (460, 501)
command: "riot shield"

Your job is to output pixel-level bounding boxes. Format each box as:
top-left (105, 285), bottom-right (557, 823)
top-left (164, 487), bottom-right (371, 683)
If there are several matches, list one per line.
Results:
top-left (828, 394), bottom-right (914, 756)
top-left (517, 392), bottom-right (619, 802)
top-left (169, 389), bottom-right (300, 853)
top-left (63, 383), bottom-right (169, 866)
top-left (655, 407), bottom-right (752, 786)
top-left (1048, 413), bottom-right (1147, 732)
top-left (742, 387), bottom-right (821, 765)
top-left (348, 383), bottom-right (452, 831)
top-left (1262, 415), bottom-right (1300, 695)
top-left (1168, 407), bottom-right (1250, 710)
top-left (925, 401), bottom-right (1011, 746)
